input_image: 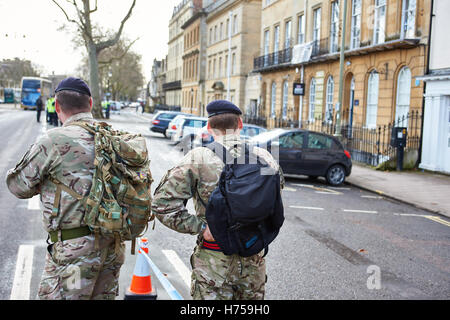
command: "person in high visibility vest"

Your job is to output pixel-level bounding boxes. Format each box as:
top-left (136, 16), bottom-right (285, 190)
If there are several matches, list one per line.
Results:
top-left (47, 96), bottom-right (56, 125)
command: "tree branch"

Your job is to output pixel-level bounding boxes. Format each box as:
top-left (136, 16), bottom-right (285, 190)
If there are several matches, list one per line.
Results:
top-left (52, 0), bottom-right (84, 30)
top-left (95, 0), bottom-right (136, 53)
top-left (98, 37), bottom-right (140, 65)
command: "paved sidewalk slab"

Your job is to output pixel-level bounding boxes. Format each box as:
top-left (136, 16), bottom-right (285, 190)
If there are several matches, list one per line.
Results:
top-left (347, 164), bottom-right (450, 218)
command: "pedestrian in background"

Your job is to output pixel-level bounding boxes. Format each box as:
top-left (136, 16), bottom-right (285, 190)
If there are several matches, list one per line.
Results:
top-left (36, 95), bottom-right (43, 123)
top-left (6, 77), bottom-right (125, 300)
top-left (152, 100), bottom-right (284, 300)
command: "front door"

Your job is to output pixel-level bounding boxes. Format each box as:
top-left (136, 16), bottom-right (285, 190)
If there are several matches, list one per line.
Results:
top-left (348, 77), bottom-right (355, 137)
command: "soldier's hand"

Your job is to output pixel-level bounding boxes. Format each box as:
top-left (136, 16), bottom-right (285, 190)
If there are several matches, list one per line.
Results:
top-left (203, 224), bottom-right (215, 242)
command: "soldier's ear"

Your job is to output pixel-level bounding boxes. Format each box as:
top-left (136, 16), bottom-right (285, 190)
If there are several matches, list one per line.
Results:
top-left (89, 97), bottom-right (93, 110)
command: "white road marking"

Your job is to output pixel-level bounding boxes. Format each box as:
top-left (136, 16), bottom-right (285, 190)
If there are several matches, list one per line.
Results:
top-left (161, 250), bottom-right (191, 288)
top-left (361, 195), bottom-right (383, 199)
top-left (342, 209), bottom-right (378, 214)
top-left (10, 245), bottom-right (34, 300)
top-left (290, 205), bottom-right (324, 211)
top-left (27, 195), bottom-right (40, 210)
top-left (283, 187), bottom-right (297, 192)
top-left (315, 191), bottom-right (340, 195)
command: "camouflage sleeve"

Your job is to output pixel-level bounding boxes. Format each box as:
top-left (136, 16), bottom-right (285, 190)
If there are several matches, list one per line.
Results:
top-left (151, 153), bottom-right (204, 235)
top-left (6, 134), bottom-right (58, 199)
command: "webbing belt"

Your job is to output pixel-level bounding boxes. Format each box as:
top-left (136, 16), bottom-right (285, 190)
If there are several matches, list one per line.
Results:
top-left (49, 226), bottom-right (92, 243)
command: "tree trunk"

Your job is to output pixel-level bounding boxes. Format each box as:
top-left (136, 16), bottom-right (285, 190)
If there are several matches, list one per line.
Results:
top-left (88, 43), bottom-right (103, 119)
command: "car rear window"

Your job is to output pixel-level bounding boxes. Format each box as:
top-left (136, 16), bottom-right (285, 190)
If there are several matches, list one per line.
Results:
top-left (157, 113), bottom-right (178, 120)
top-left (184, 119), bottom-right (207, 128)
top-left (307, 133), bottom-right (333, 149)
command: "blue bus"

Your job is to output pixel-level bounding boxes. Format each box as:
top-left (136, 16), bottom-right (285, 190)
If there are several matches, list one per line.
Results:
top-left (20, 77), bottom-right (52, 110)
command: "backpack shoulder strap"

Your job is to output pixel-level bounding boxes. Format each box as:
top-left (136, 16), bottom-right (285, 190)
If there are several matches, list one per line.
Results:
top-left (67, 121), bottom-right (96, 135)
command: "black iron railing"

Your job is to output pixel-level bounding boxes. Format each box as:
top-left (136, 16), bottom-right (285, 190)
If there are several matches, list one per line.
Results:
top-left (311, 38), bottom-right (330, 57)
top-left (254, 47), bottom-right (293, 70)
top-left (299, 111), bottom-right (423, 167)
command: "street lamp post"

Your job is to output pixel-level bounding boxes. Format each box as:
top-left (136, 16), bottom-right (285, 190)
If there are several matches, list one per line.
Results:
top-left (335, 0), bottom-right (348, 138)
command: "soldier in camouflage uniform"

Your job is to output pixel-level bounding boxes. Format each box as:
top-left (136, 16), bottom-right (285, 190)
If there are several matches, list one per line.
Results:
top-left (6, 77), bottom-right (124, 300)
top-left (152, 100), bottom-right (284, 300)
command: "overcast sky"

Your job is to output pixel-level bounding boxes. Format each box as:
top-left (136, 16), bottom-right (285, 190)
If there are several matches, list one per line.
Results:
top-left (0, 0), bottom-right (180, 82)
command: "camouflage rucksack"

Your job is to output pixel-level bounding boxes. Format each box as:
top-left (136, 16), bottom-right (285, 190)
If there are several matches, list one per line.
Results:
top-left (52, 121), bottom-right (154, 254)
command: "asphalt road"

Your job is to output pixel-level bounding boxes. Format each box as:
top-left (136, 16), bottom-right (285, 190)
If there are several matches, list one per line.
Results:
top-left (0, 106), bottom-right (449, 300)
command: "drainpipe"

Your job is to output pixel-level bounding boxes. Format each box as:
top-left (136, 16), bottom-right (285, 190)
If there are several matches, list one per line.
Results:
top-left (417, 0), bottom-right (434, 167)
top-left (335, 0), bottom-right (348, 138)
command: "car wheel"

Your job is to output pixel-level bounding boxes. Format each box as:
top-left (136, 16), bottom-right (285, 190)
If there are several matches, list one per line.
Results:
top-left (326, 164), bottom-right (346, 186)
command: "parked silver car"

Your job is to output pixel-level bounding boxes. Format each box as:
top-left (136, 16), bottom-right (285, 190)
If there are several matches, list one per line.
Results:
top-left (171, 116), bottom-right (208, 144)
top-left (166, 114), bottom-right (195, 140)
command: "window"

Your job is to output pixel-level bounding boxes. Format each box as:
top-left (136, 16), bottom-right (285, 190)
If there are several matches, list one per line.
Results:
top-left (313, 8), bottom-right (321, 52)
top-left (213, 59), bottom-right (216, 78)
top-left (209, 28), bottom-right (212, 45)
top-left (264, 29), bottom-right (270, 66)
top-left (366, 71), bottom-right (379, 128)
top-left (326, 76), bottom-right (334, 123)
top-left (297, 14), bottom-right (305, 44)
top-left (374, 0), bottom-right (386, 45)
top-left (285, 20), bottom-right (292, 49)
top-left (220, 22), bottom-right (223, 40)
top-left (351, 0), bottom-right (361, 49)
top-left (308, 133), bottom-right (332, 149)
top-left (282, 81), bottom-right (289, 119)
top-left (309, 78), bottom-right (316, 121)
top-left (214, 25), bottom-right (217, 42)
top-left (330, 1), bottom-right (339, 53)
top-left (395, 67), bottom-right (411, 126)
top-left (402, 0), bottom-right (416, 38)
top-left (219, 57), bottom-right (222, 78)
top-left (233, 14), bottom-right (238, 34)
top-left (274, 25), bottom-right (280, 63)
top-left (231, 53), bottom-right (236, 74)
top-left (271, 82), bottom-right (276, 118)
top-left (280, 132), bottom-right (304, 149)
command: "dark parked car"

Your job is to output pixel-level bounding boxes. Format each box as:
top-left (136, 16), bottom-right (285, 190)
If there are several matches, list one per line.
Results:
top-left (249, 129), bottom-right (352, 186)
top-left (150, 111), bottom-right (185, 137)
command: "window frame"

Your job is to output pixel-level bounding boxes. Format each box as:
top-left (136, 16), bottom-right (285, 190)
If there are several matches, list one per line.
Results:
top-left (366, 70), bottom-right (379, 128)
top-left (309, 78), bottom-right (316, 122)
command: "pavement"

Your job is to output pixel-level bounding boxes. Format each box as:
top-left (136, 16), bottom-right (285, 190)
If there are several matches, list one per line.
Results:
top-left (346, 163), bottom-right (450, 219)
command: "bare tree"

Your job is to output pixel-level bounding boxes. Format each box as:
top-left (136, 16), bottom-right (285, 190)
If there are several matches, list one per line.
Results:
top-left (52, 0), bottom-right (136, 118)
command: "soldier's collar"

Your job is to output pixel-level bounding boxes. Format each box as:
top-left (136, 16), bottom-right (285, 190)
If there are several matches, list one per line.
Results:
top-left (214, 133), bottom-right (241, 148)
top-left (63, 112), bottom-right (94, 127)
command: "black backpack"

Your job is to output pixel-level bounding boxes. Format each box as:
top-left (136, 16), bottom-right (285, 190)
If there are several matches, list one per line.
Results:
top-left (198, 142), bottom-right (284, 257)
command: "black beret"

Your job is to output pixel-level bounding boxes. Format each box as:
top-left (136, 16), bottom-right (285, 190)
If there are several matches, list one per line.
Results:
top-left (55, 77), bottom-right (91, 97)
top-left (206, 100), bottom-right (242, 118)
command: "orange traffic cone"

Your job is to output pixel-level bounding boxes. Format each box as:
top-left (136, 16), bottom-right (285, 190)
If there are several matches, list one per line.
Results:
top-left (124, 237), bottom-right (157, 300)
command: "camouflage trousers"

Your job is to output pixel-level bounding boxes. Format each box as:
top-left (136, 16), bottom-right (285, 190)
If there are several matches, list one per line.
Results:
top-left (190, 245), bottom-right (266, 300)
top-left (38, 234), bottom-right (125, 300)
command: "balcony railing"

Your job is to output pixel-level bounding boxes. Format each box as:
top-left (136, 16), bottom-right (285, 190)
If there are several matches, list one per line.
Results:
top-left (311, 38), bottom-right (330, 57)
top-left (162, 80), bottom-right (181, 91)
top-left (254, 47), bottom-right (293, 70)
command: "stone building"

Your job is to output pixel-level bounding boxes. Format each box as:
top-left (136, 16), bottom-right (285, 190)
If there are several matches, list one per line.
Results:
top-left (181, 9), bottom-right (208, 116)
top-left (203, 0), bottom-right (262, 112)
top-left (165, 0), bottom-right (203, 110)
top-left (253, 0), bottom-right (431, 131)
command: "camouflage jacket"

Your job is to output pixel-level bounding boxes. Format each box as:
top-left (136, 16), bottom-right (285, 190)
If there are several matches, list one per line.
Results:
top-left (6, 112), bottom-right (95, 232)
top-left (152, 133), bottom-right (284, 236)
